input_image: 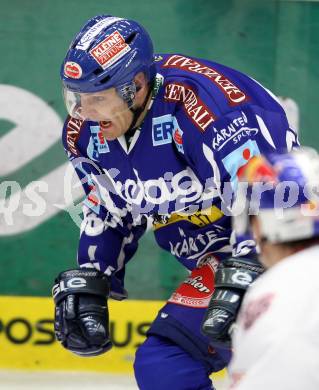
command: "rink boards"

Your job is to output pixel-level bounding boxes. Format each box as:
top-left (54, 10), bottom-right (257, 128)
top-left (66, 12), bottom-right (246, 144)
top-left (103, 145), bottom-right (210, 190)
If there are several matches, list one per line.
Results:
top-left (0, 296), bottom-right (226, 379)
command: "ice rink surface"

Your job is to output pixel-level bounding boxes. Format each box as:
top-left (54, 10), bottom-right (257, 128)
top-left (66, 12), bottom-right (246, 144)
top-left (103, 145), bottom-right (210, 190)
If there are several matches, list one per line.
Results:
top-left (0, 371), bottom-right (137, 390)
top-left (0, 370), bottom-right (230, 389)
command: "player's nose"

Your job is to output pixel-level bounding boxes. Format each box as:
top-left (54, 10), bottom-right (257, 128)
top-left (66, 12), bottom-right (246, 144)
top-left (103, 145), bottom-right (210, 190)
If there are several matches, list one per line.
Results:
top-left (81, 103), bottom-right (99, 121)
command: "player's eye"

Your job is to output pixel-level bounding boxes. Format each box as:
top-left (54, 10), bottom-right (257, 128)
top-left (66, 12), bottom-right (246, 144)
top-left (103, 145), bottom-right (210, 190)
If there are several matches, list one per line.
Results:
top-left (92, 95), bottom-right (107, 103)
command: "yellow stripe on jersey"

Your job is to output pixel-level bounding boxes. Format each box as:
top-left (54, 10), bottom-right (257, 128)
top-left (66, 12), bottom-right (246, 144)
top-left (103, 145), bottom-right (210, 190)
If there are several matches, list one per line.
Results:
top-left (153, 205), bottom-right (224, 230)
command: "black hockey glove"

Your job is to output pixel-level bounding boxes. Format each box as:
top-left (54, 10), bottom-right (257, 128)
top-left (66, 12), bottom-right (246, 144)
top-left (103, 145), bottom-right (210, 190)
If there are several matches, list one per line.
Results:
top-left (202, 258), bottom-right (264, 348)
top-left (52, 268), bottom-right (112, 356)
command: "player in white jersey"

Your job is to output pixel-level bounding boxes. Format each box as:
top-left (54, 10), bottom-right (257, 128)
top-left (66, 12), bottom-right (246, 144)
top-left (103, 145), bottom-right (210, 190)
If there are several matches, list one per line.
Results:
top-left (228, 147), bottom-right (319, 390)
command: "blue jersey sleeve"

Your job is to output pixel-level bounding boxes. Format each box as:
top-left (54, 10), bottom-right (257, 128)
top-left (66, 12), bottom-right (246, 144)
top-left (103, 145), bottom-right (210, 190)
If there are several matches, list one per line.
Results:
top-left (62, 116), bottom-right (147, 299)
top-left (161, 78), bottom-right (298, 259)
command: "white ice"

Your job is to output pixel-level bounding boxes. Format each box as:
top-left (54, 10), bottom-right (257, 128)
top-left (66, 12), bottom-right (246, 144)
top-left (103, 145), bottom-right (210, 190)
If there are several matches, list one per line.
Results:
top-left (0, 370), bottom-right (230, 389)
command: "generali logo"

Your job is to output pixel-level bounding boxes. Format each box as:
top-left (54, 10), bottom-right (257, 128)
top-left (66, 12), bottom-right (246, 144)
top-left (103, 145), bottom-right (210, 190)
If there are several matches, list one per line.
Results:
top-left (66, 116), bottom-right (85, 156)
top-left (90, 31), bottom-right (131, 69)
top-left (164, 82), bottom-right (215, 132)
top-left (163, 55), bottom-right (249, 106)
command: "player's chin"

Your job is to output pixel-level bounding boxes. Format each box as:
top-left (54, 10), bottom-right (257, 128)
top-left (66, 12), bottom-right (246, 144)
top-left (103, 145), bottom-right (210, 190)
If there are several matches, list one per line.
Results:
top-left (102, 126), bottom-right (122, 141)
top-left (102, 131), bottom-right (116, 141)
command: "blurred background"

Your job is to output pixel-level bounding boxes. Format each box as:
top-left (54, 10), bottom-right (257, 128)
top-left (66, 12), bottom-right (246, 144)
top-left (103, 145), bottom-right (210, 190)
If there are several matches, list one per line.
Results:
top-left (0, 0), bottom-right (318, 386)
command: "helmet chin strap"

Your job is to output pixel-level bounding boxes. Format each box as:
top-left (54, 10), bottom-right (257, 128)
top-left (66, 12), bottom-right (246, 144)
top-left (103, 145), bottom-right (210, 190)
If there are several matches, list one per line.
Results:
top-left (127, 83), bottom-right (153, 133)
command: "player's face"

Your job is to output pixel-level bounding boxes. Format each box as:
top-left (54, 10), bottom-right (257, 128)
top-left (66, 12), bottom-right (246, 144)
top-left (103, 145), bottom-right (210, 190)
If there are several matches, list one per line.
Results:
top-left (251, 217), bottom-right (273, 268)
top-left (80, 88), bottom-right (133, 141)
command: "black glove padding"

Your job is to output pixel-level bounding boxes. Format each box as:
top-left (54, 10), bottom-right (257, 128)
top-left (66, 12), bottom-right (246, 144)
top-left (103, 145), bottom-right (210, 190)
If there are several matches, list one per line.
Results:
top-left (202, 258), bottom-right (264, 348)
top-left (52, 268), bottom-right (112, 356)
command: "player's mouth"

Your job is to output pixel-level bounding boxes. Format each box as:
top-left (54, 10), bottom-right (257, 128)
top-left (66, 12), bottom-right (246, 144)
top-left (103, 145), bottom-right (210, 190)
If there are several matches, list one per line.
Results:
top-left (100, 120), bottom-right (113, 130)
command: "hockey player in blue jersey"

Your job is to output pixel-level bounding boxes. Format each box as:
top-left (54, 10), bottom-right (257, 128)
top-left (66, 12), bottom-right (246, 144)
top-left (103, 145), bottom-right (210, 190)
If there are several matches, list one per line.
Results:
top-left (52, 15), bottom-right (299, 389)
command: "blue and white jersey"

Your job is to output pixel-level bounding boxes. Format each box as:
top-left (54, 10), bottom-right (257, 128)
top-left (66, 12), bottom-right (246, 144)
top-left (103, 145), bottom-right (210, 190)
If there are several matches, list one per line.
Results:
top-left (62, 53), bottom-right (299, 299)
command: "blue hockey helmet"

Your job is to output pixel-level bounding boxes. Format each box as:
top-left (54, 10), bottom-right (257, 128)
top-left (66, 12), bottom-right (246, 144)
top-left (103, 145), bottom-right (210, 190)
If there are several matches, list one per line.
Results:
top-left (232, 147), bottom-right (319, 243)
top-left (61, 15), bottom-right (155, 119)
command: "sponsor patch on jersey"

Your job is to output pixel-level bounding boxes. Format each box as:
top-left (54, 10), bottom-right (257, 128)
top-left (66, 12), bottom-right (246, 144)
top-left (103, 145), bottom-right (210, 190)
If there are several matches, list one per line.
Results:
top-left (90, 31), bottom-right (131, 69)
top-left (87, 125), bottom-right (110, 160)
top-left (222, 140), bottom-right (261, 190)
top-left (169, 227), bottom-right (226, 261)
top-left (66, 116), bottom-right (85, 156)
top-left (83, 176), bottom-right (102, 215)
top-left (168, 262), bottom-right (215, 308)
top-left (240, 292), bottom-right (275, 330)
top-left (64, 61), bottom-right (82, 79)
top-left (239, 155), bottom-right (278, 184)
top-left (152, 114), bottom-right (173, 146)
top-left (87, 185), bottom-right (100, 207)
top-left (163, 55), bottom-right (249, 106)
top-left (164, 82), bottom-right (215, 132)
top-left (172, 117), bottom-right (184, 154)
top-left (196, 252), bottom-right (219, 270)
top-left (212, 111), bottom-right (259, 151)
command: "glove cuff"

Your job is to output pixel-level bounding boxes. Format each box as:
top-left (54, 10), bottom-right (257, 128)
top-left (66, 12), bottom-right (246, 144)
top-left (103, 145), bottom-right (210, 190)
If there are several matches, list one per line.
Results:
top-left (52, 268), bottom-right (110, 303)
top-left (214, 257), bottom-right (264, 290)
